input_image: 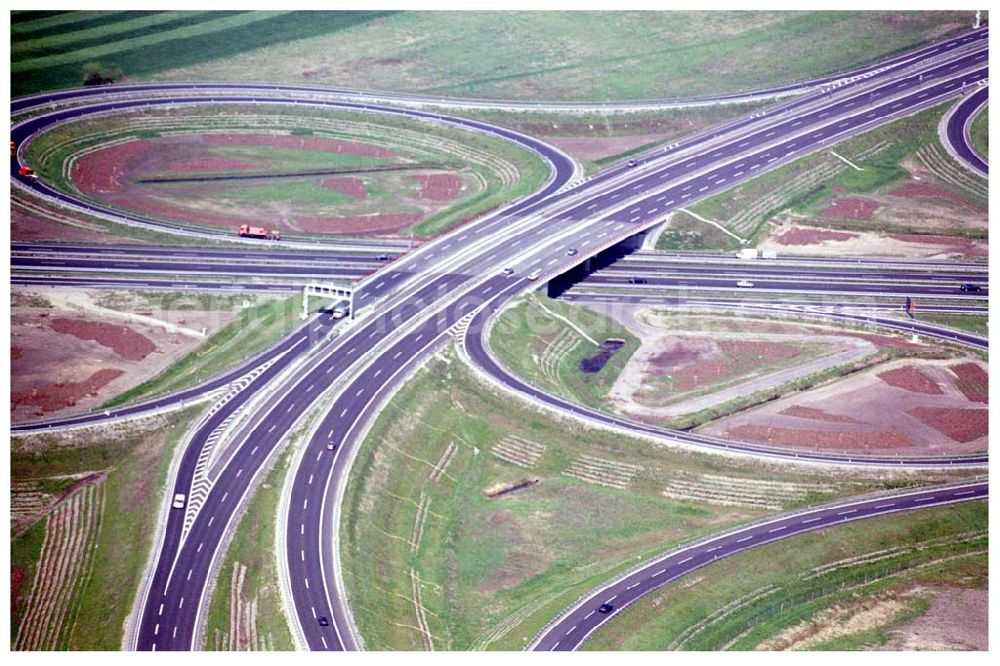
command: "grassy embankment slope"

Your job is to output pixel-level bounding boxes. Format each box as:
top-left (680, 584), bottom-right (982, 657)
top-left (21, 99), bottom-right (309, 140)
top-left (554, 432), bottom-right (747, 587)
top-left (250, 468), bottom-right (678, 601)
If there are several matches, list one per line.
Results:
top-left (203, 449), bottom-right (295, 650)
top-left (11, 406), bottom-right (206, 649)
top-left (968, 103), bottom-right (988, 160)
top-left (585, 501), bottom-right (986, 650)
top-left (99, 293), bottom-right (303, 409)
top-left (338, 342), bottom-right (977, 650)
top-left (657, 103), bottom-right (987, 253)
top-left (489, 293), bottom-right (639, 411)
top-left (21, 105), bottom-right (548, 240)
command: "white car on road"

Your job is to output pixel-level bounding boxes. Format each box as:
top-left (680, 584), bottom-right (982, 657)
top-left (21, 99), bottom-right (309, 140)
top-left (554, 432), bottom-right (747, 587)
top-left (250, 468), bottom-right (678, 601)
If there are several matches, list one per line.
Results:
top-left (172, 493), bottom-right (186, 509)
top-left (736, 280), bottom-right (754, 288)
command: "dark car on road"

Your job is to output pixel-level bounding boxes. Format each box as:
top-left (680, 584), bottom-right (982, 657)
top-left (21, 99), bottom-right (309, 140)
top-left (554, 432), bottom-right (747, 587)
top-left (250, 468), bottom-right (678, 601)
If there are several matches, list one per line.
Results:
top-left (960, 283), bottom-right (982, 292)
top-left (628, 277), bottom-right (647, 284)
top-left (598, 603), bottom-right (614, 614)
top-left (318, 616), bottom-right (330, 626)
top-left (376, 254), bottom-right (390, 261)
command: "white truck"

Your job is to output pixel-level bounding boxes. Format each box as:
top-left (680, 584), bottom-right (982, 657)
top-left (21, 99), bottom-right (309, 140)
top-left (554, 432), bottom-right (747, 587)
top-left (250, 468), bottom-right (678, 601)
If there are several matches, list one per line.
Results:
top-left (736, 248), bottom-right (777, 260)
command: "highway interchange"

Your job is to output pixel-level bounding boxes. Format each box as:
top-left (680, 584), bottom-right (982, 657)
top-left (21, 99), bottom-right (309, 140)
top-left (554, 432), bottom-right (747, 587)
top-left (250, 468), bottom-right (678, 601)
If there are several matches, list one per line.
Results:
top-left (10, 25), bottom-right (988, 652)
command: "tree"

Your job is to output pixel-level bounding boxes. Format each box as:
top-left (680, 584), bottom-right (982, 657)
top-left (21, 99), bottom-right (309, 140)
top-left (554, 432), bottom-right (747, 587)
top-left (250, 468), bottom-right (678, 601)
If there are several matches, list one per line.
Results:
top-left (81, 61), bottom-right (123, 86)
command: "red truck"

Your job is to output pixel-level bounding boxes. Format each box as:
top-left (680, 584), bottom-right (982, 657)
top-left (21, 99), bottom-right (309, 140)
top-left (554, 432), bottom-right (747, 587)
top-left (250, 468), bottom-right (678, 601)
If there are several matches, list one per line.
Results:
top-left (238, 225), bottom-right (280, 240)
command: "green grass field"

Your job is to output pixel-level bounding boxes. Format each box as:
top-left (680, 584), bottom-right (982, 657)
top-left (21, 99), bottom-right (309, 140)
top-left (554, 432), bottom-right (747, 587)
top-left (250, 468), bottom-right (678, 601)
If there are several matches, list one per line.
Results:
top-left (204, 449), bottom-right (295, 650)
top-left (12, 11), bottom-right (971, 102)
top-left (100, 294), bottom-right (302, 409)
top-left (11, 10), bottom-right (391, 97)
top-left (10, 406), bottom-right (206, 649)
top-left (659, 102), bottom-right (987, 252)
top-left (968, 103), bottom-right (988, 161)
top-left (338, 344), bottom-right (974, 650)
top-left (489, 293), bottom-right (639, 411)
top-left (910, 312), bottom-right (989, 336)
top-left (584, 500), bottom-right (986, 650)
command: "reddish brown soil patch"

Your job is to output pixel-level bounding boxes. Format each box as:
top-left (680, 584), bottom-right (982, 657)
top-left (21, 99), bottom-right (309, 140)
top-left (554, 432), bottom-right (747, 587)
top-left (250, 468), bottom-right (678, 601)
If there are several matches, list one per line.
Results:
top-left (12, 368), bottom-right (124, 413)
top-left (887, 234), bottom-right (987, 258)
top-left (11, 567), bottom-right (27, 616)
top-left (774, 228), bottom-right (859, 245)
top-left (166, 158), bottom-right (258, 172)
top-left (820, 197), bottom-right (878, 220)
top-left (842, 332), bottom-right (925, 351)
top-left (780, 406), bottom-right (862, 424)
top-left (12, 346), bottom-right (23, 361)
top-left (106, 193), bottom-right (424, 236)
top-left (413, 173), bottom-right (461, 201)
top-left (727, 424), bottom-right (914, 450)
top-left (831, 184), bottom-right (847, 193)
top-left (202, 133), bottom-right (396, 157)
top-left (890, 182), bottom-right (972, 206)
top-left (648, 347), bottom-right (702, 372)
top-left (878, 366), bottom-right (943, 394)
top-left (109, 194), bottom-right (260, 228)
top-left (673, 341), bottom-right (802, 390)
top-left (714, 320), bottom-right (813, 335)
top-left (950, 363), bottom-right (988, 403)
top-left (717, 340), bottom-right (802, 363)
top-left (673, 360), bottom-right (731, 390)
top-left (293, 212), bottom-right (422, 235)
top-left (320, 176), bottom-right (367, 199)
top-left (11, 207), bottom-right (120, 243)
top-left (908, 407), bottom-right (987, 443)
top-left (51, 318), bottom-right (156, 361)
top-left (72, 139), bottom-right (152, 196)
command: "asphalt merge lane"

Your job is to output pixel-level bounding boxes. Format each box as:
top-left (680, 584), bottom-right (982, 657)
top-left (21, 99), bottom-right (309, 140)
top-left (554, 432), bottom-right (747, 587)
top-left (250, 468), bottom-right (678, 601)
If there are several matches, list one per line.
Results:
top-left (532, 482), bottom-right (987, 650)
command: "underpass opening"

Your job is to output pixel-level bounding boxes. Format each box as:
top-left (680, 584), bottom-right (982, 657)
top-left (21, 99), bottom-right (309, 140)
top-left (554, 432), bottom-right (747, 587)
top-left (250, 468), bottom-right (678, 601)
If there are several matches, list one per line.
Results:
top-left (546, 230), bottom-right (647, 298)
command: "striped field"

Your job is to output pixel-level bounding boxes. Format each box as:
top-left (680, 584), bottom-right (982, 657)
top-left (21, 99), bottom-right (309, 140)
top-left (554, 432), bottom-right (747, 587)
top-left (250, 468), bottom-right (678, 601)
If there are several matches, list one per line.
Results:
top-left (13, 482), bottom-right (105, 651)
top-left (11, 10), bottom-right (390, 97)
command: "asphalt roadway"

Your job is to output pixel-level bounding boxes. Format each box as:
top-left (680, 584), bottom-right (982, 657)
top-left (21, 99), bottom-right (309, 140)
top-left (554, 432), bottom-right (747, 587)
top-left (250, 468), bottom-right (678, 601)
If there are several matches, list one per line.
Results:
top-left (16, 36), bottom-right (986, 436)
top-left (944, 85), bottom-right (989, 175)
top-left (531, 482), bottom-right (987, 650)
top-left (9, 26), bottom-right (989, 652)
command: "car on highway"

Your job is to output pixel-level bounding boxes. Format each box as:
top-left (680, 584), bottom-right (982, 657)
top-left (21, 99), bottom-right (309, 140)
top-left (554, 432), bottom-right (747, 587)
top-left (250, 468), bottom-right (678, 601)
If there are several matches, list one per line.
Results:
top-left (172, 493), bottom-right (186, 510)
top-left (527, 270), bottom-right (541, 280)
top-left (598, 603), bottom-right (614, 614)
top-left (736, 280), bottom-right (754, 288)
top-left (326, 443), bottom-right (336, 451)
top-left (318, 616), bottom-right (330, 627)
top-left (960, 283), bottom-right (982, 292)
top-left (376, 254), bottom-right (390, 261)
top-left (502, 267), bottom-right (514, 275)
top-left (332, 306), bottom-right (348, 319)
top-left (628, 277), bottom-right (648, 284)
top-left (626, 159), bottom-right (638, 168)
top-left (566, 248), bottom-right (578, 256)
